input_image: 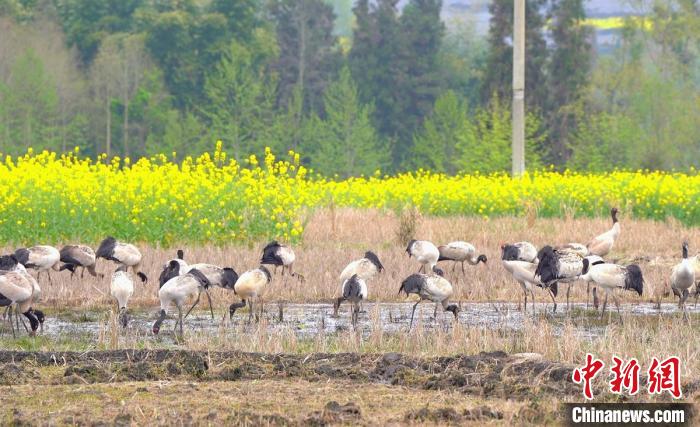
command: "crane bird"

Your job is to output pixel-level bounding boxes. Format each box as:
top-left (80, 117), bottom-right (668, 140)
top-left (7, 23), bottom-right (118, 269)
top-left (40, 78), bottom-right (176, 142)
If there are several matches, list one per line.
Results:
top-left (557, 243), bottom-right (589, 257)
top-left (158, 250), bottom-right (187, 287)
top-left (398, 272), bottom-right (460, 329)
top-left (110, 265), bottom-right (134, 327)
top-left (437, 241), bottom-right (487, 273)
top-left (59, 245), bottom-right (103, 280)
top-left (96, 237), bottom-right (148, 283)
top-left (501, 257), bottom-right (553, 314)
top-left (585, 208), bottom-right (621, 300)
top-left (572, 254), bottom-right (606, 309)
top-left (0, 270), bottom-right (41, 336)
top-left (579, 257), bottom-right (643, 323)
top-left (586, 207), bottom-right (621, 257)
top-left (333, 274), bottom-right (367, 327)
top-left (157, 258), bottom-right (238, 319)
top-left (228, 266), bottom-right (272, 323)
top-left (406, 240), bottom-right (441, 274)
top-left (339, 251), bottom-right (384, 283)
top-left (152, 269), bottom-right (213, 336)
top-left (0, 255), bottom-right (44, 334)
top-left (535, 246), bottom-right (587, 313)
top-left (14, 245), bottom-right (60, 285)
top-left (670, 242), bottom-right (695, 319)
top-left (500, 242), bottom-right (538, 263)
top-left (261, 241), bottom-right (304, 282)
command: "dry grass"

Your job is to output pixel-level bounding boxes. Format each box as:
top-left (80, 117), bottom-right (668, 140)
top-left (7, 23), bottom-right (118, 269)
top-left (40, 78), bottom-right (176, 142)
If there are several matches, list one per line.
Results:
top-left (14, 208), bottom-right (699, 310)
top-left (1, 378), bottom-right (528, 425)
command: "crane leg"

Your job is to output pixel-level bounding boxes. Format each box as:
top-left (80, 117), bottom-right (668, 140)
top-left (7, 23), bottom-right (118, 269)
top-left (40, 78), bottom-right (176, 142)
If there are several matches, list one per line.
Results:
top-left (461, 261), bottom-right (465, 274)
top-left (183, 291), bottom-right (202, 319)
top-left (586, 282), bottom-right (590, 309)
top-left (611, 293), bottom-right (623, 325)
top-left (205, 289), bottom-right (214, 319)
top-left (531, 290), bottom-right (536, 315)
top-left (600, 293), bottom-right (608, 320)
top-left (178, 306), bottom-right (184, 337)
top-left (566, 284), bottom-right (572, 311)
top-left (409, 300), bottom-right (421, 330)
top-left (548, 288), bottom-right (557, 313)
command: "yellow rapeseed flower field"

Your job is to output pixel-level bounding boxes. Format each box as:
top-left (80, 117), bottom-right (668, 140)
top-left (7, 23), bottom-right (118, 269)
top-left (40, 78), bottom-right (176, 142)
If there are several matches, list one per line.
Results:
top-left (1, 145), bottom-right (699, 245)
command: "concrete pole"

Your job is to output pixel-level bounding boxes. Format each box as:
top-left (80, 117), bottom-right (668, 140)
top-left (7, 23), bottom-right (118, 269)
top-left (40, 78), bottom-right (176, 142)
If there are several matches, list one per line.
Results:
top-left (512, 0), bottom-right (525, 176)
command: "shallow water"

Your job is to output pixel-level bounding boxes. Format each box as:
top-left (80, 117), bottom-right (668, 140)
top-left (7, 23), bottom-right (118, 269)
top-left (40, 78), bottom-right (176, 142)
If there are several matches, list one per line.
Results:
top-left (5, 301), bottom-right (694, 342)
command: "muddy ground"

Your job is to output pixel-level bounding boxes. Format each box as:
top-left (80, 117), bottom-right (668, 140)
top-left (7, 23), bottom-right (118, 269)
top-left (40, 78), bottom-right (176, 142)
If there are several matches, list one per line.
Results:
top-left (1, 349), bottom-right (695, 425)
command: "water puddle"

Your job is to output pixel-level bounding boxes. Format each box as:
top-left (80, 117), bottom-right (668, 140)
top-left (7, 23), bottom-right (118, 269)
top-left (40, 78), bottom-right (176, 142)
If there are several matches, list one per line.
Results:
top-left (9, 301), bottom-right (693, 342)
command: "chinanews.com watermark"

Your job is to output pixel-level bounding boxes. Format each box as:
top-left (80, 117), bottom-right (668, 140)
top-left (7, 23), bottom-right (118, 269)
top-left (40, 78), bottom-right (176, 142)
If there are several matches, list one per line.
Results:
top-left (564, 354), bottom-right (694, 426)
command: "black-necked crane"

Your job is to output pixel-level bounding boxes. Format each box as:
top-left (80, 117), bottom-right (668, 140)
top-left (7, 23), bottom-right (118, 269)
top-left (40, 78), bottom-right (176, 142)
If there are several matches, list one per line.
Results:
top-left (586, 207), bottom-right (621, 257)
top-left (689, 254), bottom-right (700, 307)
top-left (228, 266), bottom-right (272, 323)
top-left (0, 255), bottom-right (42, 333)
top-left (0, 270), bottom-right (41, 336)
top-left (339, 251), bottom-right (384, 282)
top-left (96, 237), bottom-right (148, 283)
top-left (500, 241), bottom-right (538, 263)
top-left (501, 257), bottom-right (551, 314)
top-left (110, 265), bottom-right (134, 327)
top-left (182, 263), bottom-right (238, 319)
top-left (406, 240), bottom-right (440, 274)
top-left (437, 241), bottom-right (487, 273)
top-left (260, 241), bottom-right (304, 282)
top-left (579, 257), bottom-right (643, 323)
top-left (158, 250), bottom-right (188, 287)
top-left (578, 255), bottom-right (605, 309)
top-left (333, 274), bottom-right (367, 327)
top-left (399, 272), bottom-right (460, 329)
top-left (557, 243), bottom-right (589, 257)
top-left (584, 208), bottom-right (620, 299)
top-left (59, 244), bottom-right (103, 280)
top-left (152, 268), bottom-right (213, 336)
top-left (670, 242), bottom-right (695, 319)
top-left (14, 245), bottom-right (60, 285)
top-left (535, 245), bottom-right (587, 313)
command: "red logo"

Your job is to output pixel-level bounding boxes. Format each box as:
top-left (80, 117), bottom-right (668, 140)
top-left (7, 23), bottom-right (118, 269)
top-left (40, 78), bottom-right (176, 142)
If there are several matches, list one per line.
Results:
top-left (609, 356), bottom-right (640, 395)
top-left (648, 356), bottom-right (682, 399)
top-left (573, 353), bottom-right (605, 400)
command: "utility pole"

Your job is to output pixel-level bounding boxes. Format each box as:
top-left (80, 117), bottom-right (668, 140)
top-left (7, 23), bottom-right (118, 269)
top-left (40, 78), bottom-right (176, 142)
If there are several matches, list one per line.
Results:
top-left (512, 0), bottom-right (525, 176)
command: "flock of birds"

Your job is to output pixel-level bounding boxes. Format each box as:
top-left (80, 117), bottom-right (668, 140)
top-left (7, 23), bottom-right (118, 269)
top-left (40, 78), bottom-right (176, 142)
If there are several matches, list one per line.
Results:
top-left (1, 207), bottom-right (699, 337)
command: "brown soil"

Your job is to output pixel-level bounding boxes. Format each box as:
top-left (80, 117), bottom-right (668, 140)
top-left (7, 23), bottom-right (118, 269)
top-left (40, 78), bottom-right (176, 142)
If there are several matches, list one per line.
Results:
top-left (0, 350), bottom-right (580, 425)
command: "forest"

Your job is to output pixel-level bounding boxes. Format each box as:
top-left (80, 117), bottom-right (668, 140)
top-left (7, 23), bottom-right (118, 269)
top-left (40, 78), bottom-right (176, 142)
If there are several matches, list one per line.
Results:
top-left (0, 0), bottom-right (698, 176)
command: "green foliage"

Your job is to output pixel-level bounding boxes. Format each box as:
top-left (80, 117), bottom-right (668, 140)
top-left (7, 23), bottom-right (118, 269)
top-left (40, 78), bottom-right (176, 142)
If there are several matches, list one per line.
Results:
top-left (349, 0), bottom-right (444, 171)
top-left (0, 48), bottom-right (59, 152)
top-left (269, 0), bottom-right (340, 114)
top-left (481, 0), bottom-right (548, 113)
top-left (302, 67), bottom-right (387, 177)
top-left (412, 90), bottom-right (468, 175)
top-left (546, 0), bottom-right (594, 164)
top-left (202, 32), bottom-right (279, 161)
top-left (413, 91), bottom-right (544, 174)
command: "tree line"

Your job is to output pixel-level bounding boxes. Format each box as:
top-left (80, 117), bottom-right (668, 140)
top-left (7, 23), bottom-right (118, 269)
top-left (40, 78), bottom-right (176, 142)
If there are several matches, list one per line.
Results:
top-left (0, 0), bottom-right (698, 176)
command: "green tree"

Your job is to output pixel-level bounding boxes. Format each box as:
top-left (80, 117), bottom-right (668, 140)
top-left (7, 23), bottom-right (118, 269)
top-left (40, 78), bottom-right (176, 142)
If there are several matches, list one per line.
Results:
top-left (269, 0), bottom-right (340, 113)
top-left (202, 33), bottom-right (279, 161)
top-left (349, 0), bottom-right (445, 170)
top-left (458, 96), bottom-right (544, 173)
top-left (546, 0), bottom-right (593, 164)
top-left (302, 67), bottom-right (386, 177)
top-left (396, 0), bottom-right (445, 166)
top-left (3, 48), bottom-right (59, 151)
top-left (412, 90), bottom-right (469, 174)
top-left (56, 0), bottom-right (144, 65)
top-left (481, 0), bottom-right (548, 113)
